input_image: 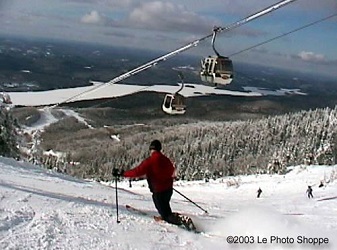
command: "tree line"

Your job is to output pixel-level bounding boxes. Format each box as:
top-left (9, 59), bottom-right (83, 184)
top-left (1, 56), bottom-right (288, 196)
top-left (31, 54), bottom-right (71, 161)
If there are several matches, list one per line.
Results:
top-left (44, 106), bottom-right (337, 181)
top-left (6, 105), bottom-right (337, 182)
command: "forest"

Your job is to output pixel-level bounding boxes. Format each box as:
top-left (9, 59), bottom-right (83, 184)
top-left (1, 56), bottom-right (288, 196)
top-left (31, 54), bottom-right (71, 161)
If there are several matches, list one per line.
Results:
top-left (9, 104), bottom-right (335, 182)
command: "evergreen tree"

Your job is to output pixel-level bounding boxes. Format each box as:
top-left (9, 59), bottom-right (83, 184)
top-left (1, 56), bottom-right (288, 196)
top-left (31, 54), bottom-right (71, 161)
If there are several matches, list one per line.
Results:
top-left (0, 108), bottom-right (18, 157)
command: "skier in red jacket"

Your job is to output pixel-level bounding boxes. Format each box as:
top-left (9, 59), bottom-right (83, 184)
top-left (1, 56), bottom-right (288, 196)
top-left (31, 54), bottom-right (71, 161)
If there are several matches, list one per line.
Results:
top-left (123, 140), bottom-right (182, 226)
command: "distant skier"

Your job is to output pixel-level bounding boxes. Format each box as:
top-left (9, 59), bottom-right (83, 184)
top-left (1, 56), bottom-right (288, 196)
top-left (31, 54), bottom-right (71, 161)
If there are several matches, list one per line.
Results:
top-left (123, 139), bottom-right (196, 230)
top-left (306, 185), bottom-right (313, 198)
top-left (257, 187), bottom-right (262, 198)
top-left (319, 181), bottom-right (324, 188)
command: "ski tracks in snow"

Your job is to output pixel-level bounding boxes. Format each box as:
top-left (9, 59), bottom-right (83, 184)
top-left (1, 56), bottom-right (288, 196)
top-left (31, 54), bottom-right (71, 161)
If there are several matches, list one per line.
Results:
top-left (0, 196), bottom-right (36, 248)
top-left (0, 194), bottom-right (118, 249)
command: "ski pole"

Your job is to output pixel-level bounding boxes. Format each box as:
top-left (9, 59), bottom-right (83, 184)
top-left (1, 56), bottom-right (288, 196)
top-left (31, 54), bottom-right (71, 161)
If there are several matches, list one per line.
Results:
top-left (113, 168), bottom-right (121, 223)
top-left (115, 175), bottom-right (120, 223)
top-left (173, 188), bottom-right (208, 214)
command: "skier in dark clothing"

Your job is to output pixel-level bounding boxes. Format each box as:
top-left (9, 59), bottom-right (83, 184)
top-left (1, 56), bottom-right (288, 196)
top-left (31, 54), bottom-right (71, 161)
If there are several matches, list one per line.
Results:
top-left (306, 185), bottom-right (313, 198)
top-left (123, 140), bottom-right (193, 229)
top-left (257, 187), bottom-right (262, 198)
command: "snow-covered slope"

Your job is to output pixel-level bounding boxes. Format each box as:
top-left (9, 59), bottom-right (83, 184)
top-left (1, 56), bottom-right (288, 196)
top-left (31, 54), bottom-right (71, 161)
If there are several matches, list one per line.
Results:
top-left (1, 157), bottom-right (336, 249)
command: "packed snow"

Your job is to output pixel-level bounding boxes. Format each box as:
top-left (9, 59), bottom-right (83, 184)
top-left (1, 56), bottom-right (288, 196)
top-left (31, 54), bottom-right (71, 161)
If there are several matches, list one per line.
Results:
top-left (0, 156), bottom-right (336, 250)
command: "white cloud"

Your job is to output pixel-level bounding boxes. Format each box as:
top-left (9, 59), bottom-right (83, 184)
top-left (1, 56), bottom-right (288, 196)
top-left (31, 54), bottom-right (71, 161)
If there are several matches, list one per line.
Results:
top-left (67, 0), bottom-right (135, 9)
top-left (127, 1), bottom-right (215, 33)
top-left (174, 0), bottom-right (337, 15)
top-left (297, 51), bottom-right (325, 63)
top-left (81, 10), bottom-right (102, 24)
top-left (103, 0), bottom-right (135, 9)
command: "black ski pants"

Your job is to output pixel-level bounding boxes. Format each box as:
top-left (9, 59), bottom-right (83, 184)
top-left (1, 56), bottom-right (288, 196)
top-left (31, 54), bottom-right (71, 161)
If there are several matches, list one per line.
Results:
top-left (152, 188), bottom-right (173, 219)
top-left (152, 188), bottom-right (182, 225)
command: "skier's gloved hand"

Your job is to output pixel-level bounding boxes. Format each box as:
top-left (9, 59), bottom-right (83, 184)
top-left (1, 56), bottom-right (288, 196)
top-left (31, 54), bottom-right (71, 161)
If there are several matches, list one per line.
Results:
top-left (112, 168), bottom-right (124, 177)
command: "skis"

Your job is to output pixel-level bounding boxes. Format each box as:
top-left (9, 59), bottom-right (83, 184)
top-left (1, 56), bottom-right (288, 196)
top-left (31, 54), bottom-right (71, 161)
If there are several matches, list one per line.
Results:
top-left (125, 205), bottom-right (199, 233)
top-left (125, 204), bottom-right (148, 216)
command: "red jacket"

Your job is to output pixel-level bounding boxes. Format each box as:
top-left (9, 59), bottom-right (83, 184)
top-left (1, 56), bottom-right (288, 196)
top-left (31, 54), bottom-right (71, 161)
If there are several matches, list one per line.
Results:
top-left (123, 151), bottom-right (175, 193)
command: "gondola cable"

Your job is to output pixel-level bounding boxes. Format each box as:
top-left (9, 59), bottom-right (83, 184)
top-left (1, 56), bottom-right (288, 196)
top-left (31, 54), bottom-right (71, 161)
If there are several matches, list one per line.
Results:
top-left (229, 12), bottom-right (337, 58)
top-left (50, 0), bottom-right (298, 109)
top-left (226, 12), bottom-right (337, 86)
top-left (88, 12), bottom-right (337, 110)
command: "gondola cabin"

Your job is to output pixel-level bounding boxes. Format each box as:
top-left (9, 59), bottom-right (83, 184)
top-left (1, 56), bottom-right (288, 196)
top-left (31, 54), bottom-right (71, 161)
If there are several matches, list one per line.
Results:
top-left (200, 55), bottom-right (233, 86)
top-left (162, 93), bottom-right (186, 115)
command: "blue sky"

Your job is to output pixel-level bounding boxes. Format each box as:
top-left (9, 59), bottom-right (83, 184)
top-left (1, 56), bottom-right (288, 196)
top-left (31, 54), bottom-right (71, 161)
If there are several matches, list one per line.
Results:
top-left (0, 0), bottom-right (336, 78)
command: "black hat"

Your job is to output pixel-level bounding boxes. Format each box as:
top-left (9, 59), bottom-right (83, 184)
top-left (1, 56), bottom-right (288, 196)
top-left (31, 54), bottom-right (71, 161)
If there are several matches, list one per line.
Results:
top-left (149, 140), bottom-right (162, 151)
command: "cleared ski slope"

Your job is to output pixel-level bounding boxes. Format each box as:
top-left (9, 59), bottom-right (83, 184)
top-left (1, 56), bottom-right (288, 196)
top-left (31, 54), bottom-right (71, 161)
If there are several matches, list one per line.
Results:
top-left (1, 156), bottom-right (336, 249)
